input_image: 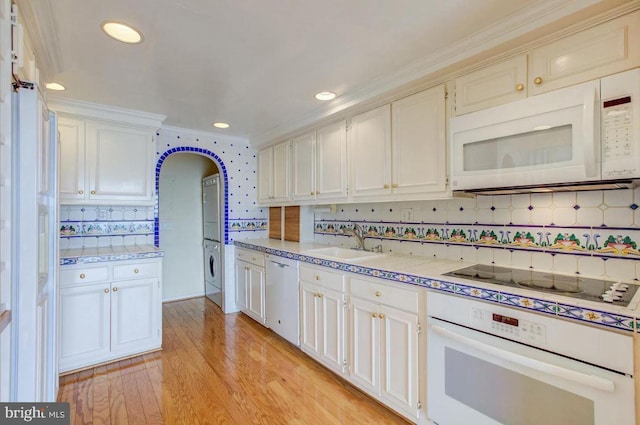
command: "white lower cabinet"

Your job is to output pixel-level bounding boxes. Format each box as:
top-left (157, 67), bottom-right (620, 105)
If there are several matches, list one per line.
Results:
top-left (235, 248), bottom-right (266, 325)
top-left (349, 276), bottom-right (424, 422)
top-left (300, 265), bottom-right (346, 375)
top-left (59, 258), bottom-right (162, 373)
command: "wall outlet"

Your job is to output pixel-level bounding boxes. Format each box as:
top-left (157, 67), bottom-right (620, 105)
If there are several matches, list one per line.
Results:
top-left (401, 208), bottom-right (414, 222)
top-left (98, 209), bottom-right (108, 220)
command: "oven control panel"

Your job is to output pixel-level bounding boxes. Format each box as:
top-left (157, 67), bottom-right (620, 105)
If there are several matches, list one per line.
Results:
top-left (471, 308), bottom-right (546, 345)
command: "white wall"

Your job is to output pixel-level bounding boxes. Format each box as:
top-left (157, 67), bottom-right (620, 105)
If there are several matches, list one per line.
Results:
top-left (159, 153), bottom-right (218, 301)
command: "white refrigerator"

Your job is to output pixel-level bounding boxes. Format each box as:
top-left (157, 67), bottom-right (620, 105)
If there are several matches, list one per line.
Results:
top-left (202, 174), bottom-right (222, 306)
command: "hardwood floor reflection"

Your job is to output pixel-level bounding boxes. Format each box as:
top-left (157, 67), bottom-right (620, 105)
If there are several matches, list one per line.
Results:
top-left (58, 297), bottom-right (411, 424)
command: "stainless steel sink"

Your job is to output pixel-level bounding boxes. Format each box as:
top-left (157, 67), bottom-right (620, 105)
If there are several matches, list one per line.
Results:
top-left (303, 246), bottom-right (384, 262)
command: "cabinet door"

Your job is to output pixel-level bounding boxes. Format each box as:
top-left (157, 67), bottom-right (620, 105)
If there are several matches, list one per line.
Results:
top-left (391, 85), bottom-right (447, 196)
top-left (235, 260), bottom-right (248, 311)
top-left (300, 281), bottom-right (320, 356)
top-left (529, 10), bottom-right (640, 96)
top-left (320, 287), bottom-right (345, 374)
top-left (350, 297), bottom-right (379, 393)
top-left (59, 284), bottom-right (111, 371)
top-left (58, 116), bottom-right (86, 202)
top-left (291, 132), bottom-right (316, 201)
top-left (247, 264), bottom-right (266, 324)
top-left (111, 278), bottom-right (161, 356)
top-left (454, 55), bottom-right (527, 115)
top-left (316, 121), bottom-right (347, 200)
top-left (257, 147), bottom-right (273, 203)
top-left (272, 142), bottom-right (290, 202)
top-left (85, 122), bottom-right (154, 204)
top-left (380, 305), bottom-right (419, 418)
top-left (349, 105), bottom-right (392, 198)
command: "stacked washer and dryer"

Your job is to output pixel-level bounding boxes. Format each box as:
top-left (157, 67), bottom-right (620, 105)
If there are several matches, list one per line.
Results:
top-left (202, 174), bottom-right (222, 307)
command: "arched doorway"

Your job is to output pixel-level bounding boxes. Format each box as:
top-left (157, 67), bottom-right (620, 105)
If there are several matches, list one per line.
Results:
top-left (155, 147), bottom-right (229, 305)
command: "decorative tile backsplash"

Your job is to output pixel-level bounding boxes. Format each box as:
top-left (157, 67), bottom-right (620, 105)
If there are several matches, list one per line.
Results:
top-left (59, 205), bottom-right (155, 249)
top-left (314, 189), bottom-right (640, 281)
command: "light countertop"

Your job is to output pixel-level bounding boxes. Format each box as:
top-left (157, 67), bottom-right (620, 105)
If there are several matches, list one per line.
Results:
top-left (60, 244), bottom-right (164, 265)
top-left (236, 238), bottom-right (640, 331)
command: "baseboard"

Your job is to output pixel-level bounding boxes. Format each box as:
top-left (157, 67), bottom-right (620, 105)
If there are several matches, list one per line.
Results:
top-left (162, 291), bottom-right (205, 303)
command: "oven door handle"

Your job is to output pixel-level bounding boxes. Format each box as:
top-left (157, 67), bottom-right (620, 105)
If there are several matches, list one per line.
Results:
top-left (430, 324), bottom-right (615, 393)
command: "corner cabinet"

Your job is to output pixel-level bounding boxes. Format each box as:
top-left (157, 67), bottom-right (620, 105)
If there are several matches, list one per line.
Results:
top-left (258, 142), bottom-right (290, 204)
top-left (51, 99), bottom-right (165, 206)
top-left (59, 258), bottom-right (163, 373)
top-left (234, 248), bottom-right (267, 325)
top-left (349, 85), bottom-right (447, 201)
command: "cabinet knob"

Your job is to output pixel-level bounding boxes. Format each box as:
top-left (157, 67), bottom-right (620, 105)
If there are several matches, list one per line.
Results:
top-left (379, 313), bottom-right (386, 319)
top-left (79, 273), bottom-right (86, 279)
top-left (113, 287), bottom-right (118, 292)
top-left (372, 313), bottom-right (378, 318)
top-left (317, 294), bottom-right (323, 299)
top-left (90, 190), bottom-right (96, 195)
top-left (78, 190), bottom-right (84, 195)
top-left (134, 268), bottom-right (139, 274)
top-left (252, 257), bottom-right (256, 261)
top-left (375, 291), bottom-right (381, 297)
top-left (104, 288), bottom-right (109, 293)
top-left (384, 184), bottom-right (389, 189)
top-left (310, 192), bottom-right (314, 195)
top-left (533, 76), bottom-right (543, 85)
top-left (245, 267), bottom-right (249, 271)
top-left (392, 183), bottom-right (398, 188)
top-left (515, 83), bottom-right (524, 91)
top-left (315, 275), bottom-right (320, 281)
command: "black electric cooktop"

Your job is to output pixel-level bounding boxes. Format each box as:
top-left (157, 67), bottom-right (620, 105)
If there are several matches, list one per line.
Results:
top-left (444, 264), bottom-right (639, 307)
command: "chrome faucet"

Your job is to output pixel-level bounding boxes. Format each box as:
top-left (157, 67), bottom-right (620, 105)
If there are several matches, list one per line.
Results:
top-left (344, 223), bottom-right (366, 250)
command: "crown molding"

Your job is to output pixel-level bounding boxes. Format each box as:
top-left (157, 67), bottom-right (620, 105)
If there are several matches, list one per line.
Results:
top-left (160, 125), bottom-right (251, 146)
top-left (252, 0), bottom-right (639, 147)
top-left (48, 96), bottom-right (166, 129)
top-left (14, 0), bottom-right (63, 82)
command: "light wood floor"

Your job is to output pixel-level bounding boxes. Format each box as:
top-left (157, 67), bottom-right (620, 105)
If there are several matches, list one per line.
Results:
top-left (58, 297), bottom-right (411, 425)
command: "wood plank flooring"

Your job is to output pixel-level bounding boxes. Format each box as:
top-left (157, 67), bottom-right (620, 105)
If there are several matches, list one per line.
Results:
top-left (58, 297), bottom-right (411, 425)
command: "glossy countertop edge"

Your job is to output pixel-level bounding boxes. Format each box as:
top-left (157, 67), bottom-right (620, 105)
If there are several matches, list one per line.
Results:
top-left (236, 238), bottom-right (640, 320)
top-left (60, 244), bottom-right (164, 261)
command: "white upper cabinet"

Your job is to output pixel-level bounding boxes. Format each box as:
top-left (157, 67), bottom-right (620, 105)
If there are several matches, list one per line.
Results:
top-left (316, 121), bottom-right (348, 201)
top-left (454, 10), bottom-right (640, 115)
top-left (258, 141), bottom-right (290, 204)
top-left (391, 85), bottom-right (447, 196)
top-left (291, 131), bottom-right (316, 201)
top-left (349, 85), bottom-right (447, 201)
top-left (529, 10), bottom-right (640, 96)
top-left (454, 55), bottom-right (528, 115)
top-left (85, 122), bottom-right (154, 203)
top-left (51, 99), bottom-right (165, 206)
top-left (349, 105), bottom-right (392, 198)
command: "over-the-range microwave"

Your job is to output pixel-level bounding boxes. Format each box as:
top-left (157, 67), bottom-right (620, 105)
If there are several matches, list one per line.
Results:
top-left (450, 68), bottom-right (640, 195)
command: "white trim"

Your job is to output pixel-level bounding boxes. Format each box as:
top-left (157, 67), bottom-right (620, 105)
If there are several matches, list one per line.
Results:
top-left (47, 97), bottom-right (166, 129)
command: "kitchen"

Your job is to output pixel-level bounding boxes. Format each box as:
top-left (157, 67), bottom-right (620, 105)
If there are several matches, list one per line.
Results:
top-left (2, 0), bottom-right (640, 424)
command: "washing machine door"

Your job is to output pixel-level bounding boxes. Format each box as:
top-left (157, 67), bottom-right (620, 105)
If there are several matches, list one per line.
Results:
top-left (204, 241), bottom-right (222, 305)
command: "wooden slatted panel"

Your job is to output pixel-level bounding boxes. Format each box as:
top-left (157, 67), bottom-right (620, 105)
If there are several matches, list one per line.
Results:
top-left (269, 207), bottom-right (282, 240)
top-left (284, 206), bottom-right (300, 242)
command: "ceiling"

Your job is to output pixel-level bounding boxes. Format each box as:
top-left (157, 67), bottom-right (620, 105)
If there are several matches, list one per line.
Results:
top-left (21, 0), bottom-right (634, 145)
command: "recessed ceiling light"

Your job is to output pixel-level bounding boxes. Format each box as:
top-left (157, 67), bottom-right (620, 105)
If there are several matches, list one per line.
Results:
top-left (101, 21), bottom-right (143, 44)
top-left (213, 122), bottom-right (229, 129)
top-left (315, 91), bottom-right (336, 101)
top-left (45, 82), bottom-right (65, 91)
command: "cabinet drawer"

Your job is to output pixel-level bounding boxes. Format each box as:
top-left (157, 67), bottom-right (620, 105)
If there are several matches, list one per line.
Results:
top-left (60, 266), bottom-right (109, 286)
top-left (113, 261), bottom-right (158, 280)
top-left (350, 277), bottom-right (419, 313)
top-left (235, 249), bottom-right (265, 267)
top-left (300, 265), bottom-right (345, 292)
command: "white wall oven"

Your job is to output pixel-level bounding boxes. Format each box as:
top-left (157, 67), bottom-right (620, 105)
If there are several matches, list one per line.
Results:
top-left (450, 68), bottom-right (640, 193)
top-left (427, 292), bottom-right (635, 425)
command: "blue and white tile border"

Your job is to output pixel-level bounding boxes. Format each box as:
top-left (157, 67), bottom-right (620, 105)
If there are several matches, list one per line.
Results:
top-left (235, 240), bottom-right (638, 333)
